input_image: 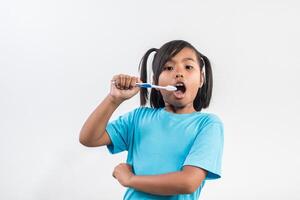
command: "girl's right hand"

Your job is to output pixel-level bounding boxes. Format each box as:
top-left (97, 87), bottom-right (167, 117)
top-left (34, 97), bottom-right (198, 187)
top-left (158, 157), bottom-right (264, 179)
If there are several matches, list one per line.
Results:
top-left (109, 74), bottom-right (141, 104)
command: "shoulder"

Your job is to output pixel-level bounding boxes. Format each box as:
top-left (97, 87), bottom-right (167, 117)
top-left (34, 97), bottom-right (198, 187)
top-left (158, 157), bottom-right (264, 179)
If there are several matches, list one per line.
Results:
top-left (192, 113), bottom-right (224, 144)
top-left (197, 112), bottom-right (224, 134)
top-left (198, 112), bottom-right (223, 124)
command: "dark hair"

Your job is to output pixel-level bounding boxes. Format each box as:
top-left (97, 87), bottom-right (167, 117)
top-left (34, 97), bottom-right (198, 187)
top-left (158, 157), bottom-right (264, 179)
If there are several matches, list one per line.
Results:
top-left (138, 40), bottom-right (213, 112)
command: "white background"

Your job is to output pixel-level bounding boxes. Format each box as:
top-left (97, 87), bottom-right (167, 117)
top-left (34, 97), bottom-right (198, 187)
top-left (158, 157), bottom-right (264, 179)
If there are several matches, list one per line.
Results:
top-left (1, 0), bottom-right (300, 199)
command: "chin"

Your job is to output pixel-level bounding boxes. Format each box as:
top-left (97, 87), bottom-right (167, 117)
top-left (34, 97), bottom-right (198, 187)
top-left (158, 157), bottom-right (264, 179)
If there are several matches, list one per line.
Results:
top-left (163, 93), bottom-right (195, 108)
top-left (168, 99), bottom-right (192, 108)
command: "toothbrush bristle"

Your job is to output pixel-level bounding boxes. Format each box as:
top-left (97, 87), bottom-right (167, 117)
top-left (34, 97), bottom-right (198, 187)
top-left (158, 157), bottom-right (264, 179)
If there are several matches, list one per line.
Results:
top-left (166, 85), bottom-right (177, 91)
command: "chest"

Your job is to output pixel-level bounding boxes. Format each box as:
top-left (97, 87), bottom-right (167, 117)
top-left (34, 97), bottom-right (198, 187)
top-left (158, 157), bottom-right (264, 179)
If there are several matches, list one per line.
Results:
top-left (130, 118), bottom-right (199, 175)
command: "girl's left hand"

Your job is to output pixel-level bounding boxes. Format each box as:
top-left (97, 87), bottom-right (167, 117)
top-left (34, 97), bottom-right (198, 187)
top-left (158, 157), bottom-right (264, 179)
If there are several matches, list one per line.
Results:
top-left (112, 163), bottom-right (134, 187)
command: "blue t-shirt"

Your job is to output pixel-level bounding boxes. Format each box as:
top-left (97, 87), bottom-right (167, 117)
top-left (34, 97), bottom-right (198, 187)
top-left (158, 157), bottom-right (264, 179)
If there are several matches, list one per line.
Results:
top-left (106, 107), bottom-right (224, 200)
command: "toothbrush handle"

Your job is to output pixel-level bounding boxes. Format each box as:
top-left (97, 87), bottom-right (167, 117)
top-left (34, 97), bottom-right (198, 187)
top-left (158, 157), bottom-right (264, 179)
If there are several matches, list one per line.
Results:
top-left (136, 83), bottom-right (163, 89)
top-left (152, 85), bottom-right (164, 89)
top-left (135, 83), bottom-right (172, 90)
top-left (112, 81), bottom-right (162, 90)
top-left (135, 83), bottom-right (152, 88)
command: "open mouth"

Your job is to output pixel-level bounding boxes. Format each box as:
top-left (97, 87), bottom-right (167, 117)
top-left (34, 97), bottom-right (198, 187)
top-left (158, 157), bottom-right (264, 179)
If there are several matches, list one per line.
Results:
top-left (175, 82), bottom-right (186, 93)
top-left (173, 82), bottom-right (186, 99)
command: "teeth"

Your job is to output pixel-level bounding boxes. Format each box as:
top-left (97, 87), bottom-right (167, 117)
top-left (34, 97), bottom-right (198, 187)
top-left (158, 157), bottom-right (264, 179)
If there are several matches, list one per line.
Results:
top-left (175, 83), bottom-right (184, 86)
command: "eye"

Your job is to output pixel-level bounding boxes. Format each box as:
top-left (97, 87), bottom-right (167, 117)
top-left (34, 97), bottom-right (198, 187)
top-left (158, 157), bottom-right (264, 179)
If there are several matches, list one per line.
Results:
top-left (185, 65), bottom-right (193, 70)
top-left (163, 66), bottom-right (174, 71)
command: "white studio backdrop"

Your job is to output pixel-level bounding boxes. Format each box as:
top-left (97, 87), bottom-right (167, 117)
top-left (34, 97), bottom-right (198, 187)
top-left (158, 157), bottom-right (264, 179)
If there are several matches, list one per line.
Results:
top-left (1, 0), bottom-right (300, 199)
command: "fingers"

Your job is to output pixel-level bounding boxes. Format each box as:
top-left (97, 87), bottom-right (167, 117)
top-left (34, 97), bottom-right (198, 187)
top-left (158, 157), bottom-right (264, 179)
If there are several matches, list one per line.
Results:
top-left (130, 77), bottom-right (138, 89)
top-left (112, 163), bottom-right (132, 178)
top-left (124, 75), bottom-right (131, 89)
top-left (112, 74), bottom-right (140, 90)
top-left (125, 163), bottom-right (133, 171)
top-left (111, 75), bottom-right (119, 89)
top-left (136, 77), bottom-right (142, 83)
top-left (120, 75), bottom-right (125, 89)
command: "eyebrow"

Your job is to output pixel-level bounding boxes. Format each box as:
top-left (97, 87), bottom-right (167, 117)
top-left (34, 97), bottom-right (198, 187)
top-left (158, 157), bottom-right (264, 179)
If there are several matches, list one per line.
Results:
top-left (182, 57), bottom-right (196, 62)
top-left (167, 57), bottom-right (196, 63)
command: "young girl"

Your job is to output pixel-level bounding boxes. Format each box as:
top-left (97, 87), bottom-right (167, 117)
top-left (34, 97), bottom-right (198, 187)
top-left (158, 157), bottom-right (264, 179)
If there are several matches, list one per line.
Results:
top-left (79, 40), bottom-right (224, 199)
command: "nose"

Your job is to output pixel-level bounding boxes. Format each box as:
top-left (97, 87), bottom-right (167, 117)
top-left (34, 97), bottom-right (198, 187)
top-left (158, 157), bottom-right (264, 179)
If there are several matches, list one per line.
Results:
top-left (176, 74), bottom-right (184, 78)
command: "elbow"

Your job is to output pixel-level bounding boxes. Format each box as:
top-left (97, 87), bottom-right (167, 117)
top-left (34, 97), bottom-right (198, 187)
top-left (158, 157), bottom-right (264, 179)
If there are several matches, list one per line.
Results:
top-left (179, 166), bottom-right (207, 194)
top-left (79, 135), bottom-right (87, 146)
top-left (79, 131), bottom-right (89, 146)
top-left (79, 136), bottom-right (86, 146)
top-left (182, 184), bottom-right (197, 194)
top-left (184, 185), bottom-right (197, 194)
top-left (79, 137), bottom-right (93, 147)
top-left (181, 178), bottom-right (202, 194)
top-left (79, 131), bottom-right (100, 147)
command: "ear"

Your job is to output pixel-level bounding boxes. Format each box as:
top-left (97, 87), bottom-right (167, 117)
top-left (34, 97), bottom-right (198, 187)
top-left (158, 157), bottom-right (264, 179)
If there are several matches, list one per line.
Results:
top-left (199, 71), bottom-right (204, 88)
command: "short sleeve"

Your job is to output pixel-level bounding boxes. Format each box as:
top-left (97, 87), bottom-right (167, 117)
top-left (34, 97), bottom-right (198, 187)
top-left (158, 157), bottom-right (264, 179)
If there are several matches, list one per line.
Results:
top-left (105, 109), bottom-right (136, 154)
top-left (183, 122), bottom-right (224, 180)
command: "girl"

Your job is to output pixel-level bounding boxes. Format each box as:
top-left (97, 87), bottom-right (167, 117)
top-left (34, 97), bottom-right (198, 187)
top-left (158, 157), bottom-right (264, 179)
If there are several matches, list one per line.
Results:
top-left (79, 40), bottom-right (224, 199)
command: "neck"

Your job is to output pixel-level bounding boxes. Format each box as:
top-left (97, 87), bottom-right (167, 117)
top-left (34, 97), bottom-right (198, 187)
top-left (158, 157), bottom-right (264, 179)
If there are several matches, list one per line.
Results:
top-left (164, 103), bottom-right (196, 114)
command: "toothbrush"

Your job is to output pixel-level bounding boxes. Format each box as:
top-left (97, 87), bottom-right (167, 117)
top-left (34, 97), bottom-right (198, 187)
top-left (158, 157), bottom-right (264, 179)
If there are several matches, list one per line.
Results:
top-left (111, 80), bottom-right (177, 91)
top-left (135, 83), bottom-right (177, 91)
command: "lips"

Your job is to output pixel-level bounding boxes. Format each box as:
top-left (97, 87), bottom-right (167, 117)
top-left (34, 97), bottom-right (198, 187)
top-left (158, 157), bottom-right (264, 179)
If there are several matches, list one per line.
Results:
top-left (173, 82), bottom-right (186, 99)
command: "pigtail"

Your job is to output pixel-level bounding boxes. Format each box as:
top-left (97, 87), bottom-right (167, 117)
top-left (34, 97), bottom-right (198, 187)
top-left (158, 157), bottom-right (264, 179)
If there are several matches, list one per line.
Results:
top-left (194, 54), bottom-right (213, 111)
top-left (138, 48), bottom-right (157, 106)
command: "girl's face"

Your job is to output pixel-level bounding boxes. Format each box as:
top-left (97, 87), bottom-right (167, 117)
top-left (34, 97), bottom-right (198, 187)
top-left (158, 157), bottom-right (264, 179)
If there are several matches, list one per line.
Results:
top-left (157, 47), bottom-right (204, 113)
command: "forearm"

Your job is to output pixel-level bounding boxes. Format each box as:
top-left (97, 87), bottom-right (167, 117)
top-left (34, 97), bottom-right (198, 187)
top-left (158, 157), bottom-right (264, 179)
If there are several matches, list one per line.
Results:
top-left (79, 94), bottom-right (122, 144)
top-left (128, 171), bottom-right (193, 196)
